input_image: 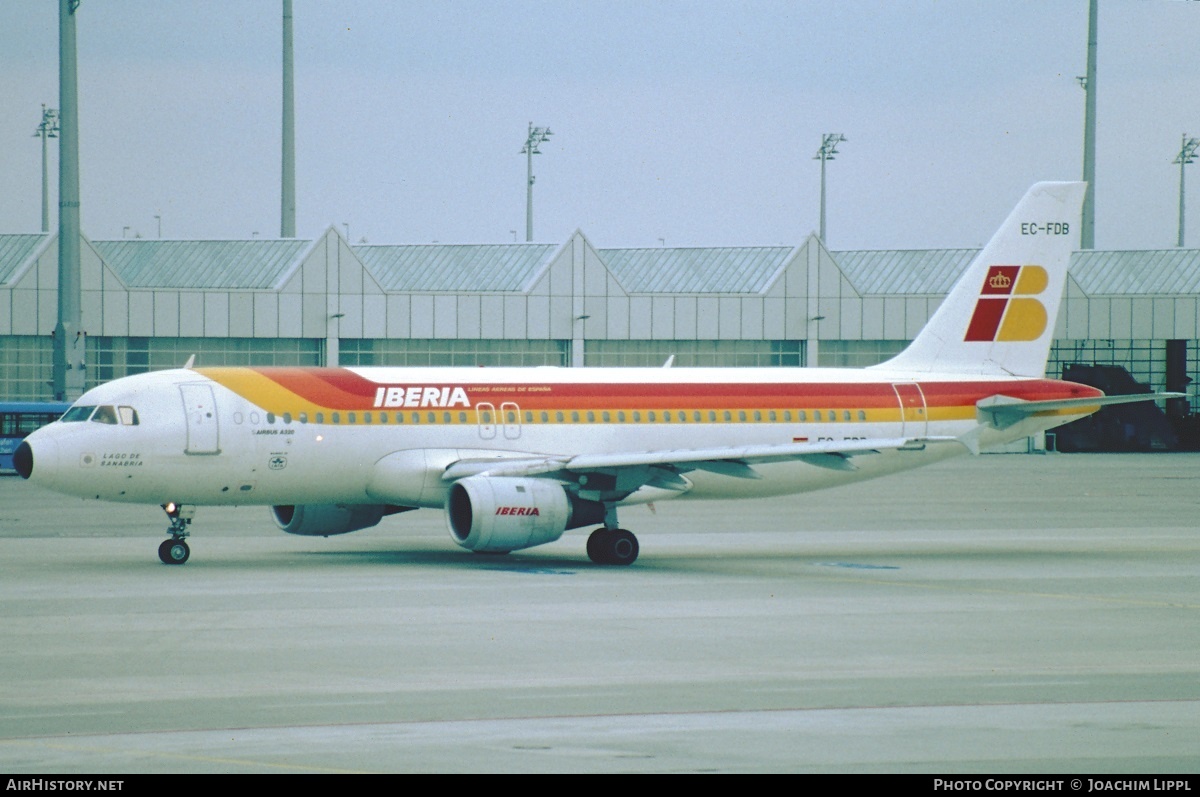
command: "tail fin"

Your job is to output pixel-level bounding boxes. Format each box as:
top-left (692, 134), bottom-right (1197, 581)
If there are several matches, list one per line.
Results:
top-left (872, 181), bottom-right (1086, 377)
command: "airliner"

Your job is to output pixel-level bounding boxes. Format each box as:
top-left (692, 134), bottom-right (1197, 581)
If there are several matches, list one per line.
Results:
top-left (13, 182), bottom-right (1176, 566)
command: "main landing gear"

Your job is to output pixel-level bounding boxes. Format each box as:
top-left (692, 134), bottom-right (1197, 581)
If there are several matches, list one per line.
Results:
top-left (586, 527), bottom-right (639, 566)
top-left (158, 502), bottom-right (194, 565)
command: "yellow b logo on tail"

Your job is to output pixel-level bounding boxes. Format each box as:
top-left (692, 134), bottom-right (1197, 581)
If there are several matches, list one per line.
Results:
top-left (964, 265), bottom-right (1048, 342)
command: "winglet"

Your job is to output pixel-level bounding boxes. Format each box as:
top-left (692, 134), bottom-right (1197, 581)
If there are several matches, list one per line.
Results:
top-left (183, 354), bottom-right (196, 369)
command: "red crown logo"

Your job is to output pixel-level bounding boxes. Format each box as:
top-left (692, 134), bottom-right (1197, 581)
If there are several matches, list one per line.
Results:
top-left (988, 272), bottom-right (1012, 290)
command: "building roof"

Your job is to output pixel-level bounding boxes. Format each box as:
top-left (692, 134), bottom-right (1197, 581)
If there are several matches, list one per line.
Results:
top-left (599, 247), bottom-right (794, 294)
top-left (1070, 249), bottom-right (1200, 295)
top-left (91, 239), bottom-right (309, 289)
top-left (0, 233), bottom-right (49, 285)
top-left (11, 229), bottom-right (1200, 298)
top-left (832, 248), bottom-right (979, 295)
top-left (353, 243), bottom-right (558, 292)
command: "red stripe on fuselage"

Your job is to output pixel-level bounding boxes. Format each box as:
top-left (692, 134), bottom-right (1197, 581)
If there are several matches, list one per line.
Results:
top-left (212, 368), bottom-right (1101, 413)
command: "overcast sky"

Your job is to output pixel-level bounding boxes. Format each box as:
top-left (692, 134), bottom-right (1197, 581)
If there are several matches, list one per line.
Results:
top-left (2, 1), bottom-right (1199, 250)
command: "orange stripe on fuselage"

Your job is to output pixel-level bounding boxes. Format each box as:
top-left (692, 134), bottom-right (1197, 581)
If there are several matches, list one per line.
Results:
top-left (194, 368), bottom-right (1102, 419)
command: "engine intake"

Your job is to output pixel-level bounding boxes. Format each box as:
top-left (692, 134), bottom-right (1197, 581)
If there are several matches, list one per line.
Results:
top-left (272, 503), bottom-right (412, 536)
top-left (447, 477), bottom-right (605, 553)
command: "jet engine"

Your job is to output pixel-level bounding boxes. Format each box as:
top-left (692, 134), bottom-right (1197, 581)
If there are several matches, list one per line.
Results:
top-left (447, 476), bottom-right (605, 554)
top-left (271, 503), bottom-right (411, 537)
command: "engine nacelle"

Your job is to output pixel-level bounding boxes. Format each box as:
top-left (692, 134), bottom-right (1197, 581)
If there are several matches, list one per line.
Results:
top-left (447, 477), bottom-right (605, 553)
top-left (272, 503), bottom-right (395, 537)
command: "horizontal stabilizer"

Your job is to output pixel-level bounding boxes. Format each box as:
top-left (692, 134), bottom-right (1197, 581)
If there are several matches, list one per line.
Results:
top-left (976, 392), bottom-right (1185, 430)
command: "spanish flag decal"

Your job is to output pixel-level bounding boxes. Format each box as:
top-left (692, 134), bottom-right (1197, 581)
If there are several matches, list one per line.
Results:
top-left (964, 265), bottom-right (1048, 342)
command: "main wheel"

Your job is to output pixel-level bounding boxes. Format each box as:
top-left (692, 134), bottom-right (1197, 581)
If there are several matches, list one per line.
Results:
top-left (607, 529), bottom-right (639, 566)
top-left (586, 528), bottom-right (610, 563)
top-left (158, 538), bottom-right (190, 565)
top-left (586, 528), bottom-right (639, 566)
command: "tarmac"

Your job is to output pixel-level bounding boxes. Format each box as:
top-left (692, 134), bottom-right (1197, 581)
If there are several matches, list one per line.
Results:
top-left (0, 452), bottom-right (1197, 773)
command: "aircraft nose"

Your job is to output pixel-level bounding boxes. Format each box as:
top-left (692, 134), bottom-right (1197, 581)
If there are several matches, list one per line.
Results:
top-left (12, 441), bottom-right (33, 479)
top-left (14, 436), bottom-right (58, 485)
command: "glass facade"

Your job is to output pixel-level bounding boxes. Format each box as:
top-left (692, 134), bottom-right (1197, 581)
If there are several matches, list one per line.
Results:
top-left (89, 337), bottom-right (322, 386)
top-left (816, 340), bottom-right (908, 368)
top-left (1049, 339), bottom-right (1200, 412)
top-left (584, 340), bottom-right (803, 368)
top-left (338, 338), bottom-right (568, 367)
top-left (0, 336), bottom-right (54, 401)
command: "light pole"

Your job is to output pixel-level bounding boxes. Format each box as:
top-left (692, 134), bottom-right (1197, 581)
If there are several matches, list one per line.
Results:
top-left (522, 123), bottom-right (552, 242)
top-left (1080, 0), bottom-right (1098, 249)
top-left (814, 133), bottom-right (846, 243)
top-left (1174, 134), bottom-right (1199, 247)
top-left (33, 105), bottom-right (60, 233)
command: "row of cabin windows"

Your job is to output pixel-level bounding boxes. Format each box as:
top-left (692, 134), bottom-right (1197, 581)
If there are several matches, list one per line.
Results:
top-left (230, 408), bottom-right (873, 426)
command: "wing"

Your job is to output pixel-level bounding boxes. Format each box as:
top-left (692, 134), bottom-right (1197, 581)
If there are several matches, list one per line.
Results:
top-left (441, 436), bottom-right (953, 502)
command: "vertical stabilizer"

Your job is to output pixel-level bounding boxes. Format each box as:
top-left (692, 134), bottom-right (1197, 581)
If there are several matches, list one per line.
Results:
top-left (871, 181), bottom-right (1086, 377)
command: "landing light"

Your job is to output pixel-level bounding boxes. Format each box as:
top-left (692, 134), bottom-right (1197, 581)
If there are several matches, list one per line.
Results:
top-left (163, 503), bottom-right (196, 521)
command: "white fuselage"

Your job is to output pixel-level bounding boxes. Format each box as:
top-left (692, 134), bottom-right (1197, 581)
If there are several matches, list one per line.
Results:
top-left (21, 365), bottom-right (1095, 509)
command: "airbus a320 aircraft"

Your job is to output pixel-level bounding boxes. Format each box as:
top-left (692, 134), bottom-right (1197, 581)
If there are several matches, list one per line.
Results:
top-left (14, 182), bottom-right (1175, 566)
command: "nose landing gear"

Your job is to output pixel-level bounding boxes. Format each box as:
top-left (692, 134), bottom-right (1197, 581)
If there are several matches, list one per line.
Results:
top-left (159, 502), bottom-right (194, 565)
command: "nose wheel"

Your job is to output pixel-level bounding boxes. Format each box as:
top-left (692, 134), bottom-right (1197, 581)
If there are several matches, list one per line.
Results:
top-left (159, 502), bottom-right (195, 565)
top-left (586, 527), bottom-right (639, 565)
top-left (158, 538), bottom-right (190, 565)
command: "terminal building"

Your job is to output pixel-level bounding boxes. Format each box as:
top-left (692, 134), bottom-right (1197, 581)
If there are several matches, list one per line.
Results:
top-left (1, 227), bottom-right (1198, 428)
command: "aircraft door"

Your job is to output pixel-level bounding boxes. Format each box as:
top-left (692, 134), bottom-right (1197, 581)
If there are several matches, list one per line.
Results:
top-left (179, 383), bottom-right (221, 454)
top-left (891, 383), bottom-right (928, 438)
top-left (476, 402), bottom-right (497, 440)
top-left (501, 401), bottom-right (521, 440)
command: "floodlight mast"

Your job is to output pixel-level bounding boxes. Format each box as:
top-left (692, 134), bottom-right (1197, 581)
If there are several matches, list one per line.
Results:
top-left (814, 133), bottom-right (846, 243)
top-left (1080, 0), bottom-right (1098, 249)
top-left (53, 0), bottom-right (84, 402)
top-left (522, 123), bottom-right (552, 242)
top-left (1174, 134), bottom-right (1199, 248)
top-left (34, 105), bottom-right (60, 233)
top-left (281, 0), bottom-right (296, 238)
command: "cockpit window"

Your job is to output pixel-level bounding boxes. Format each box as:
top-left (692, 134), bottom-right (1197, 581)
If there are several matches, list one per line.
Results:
top-left (118, 406), bottom-right (140, 426)
top-left (91, 405), bottom-right (119, 425)
top-left (61, 405), bottom-right (96, 423)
